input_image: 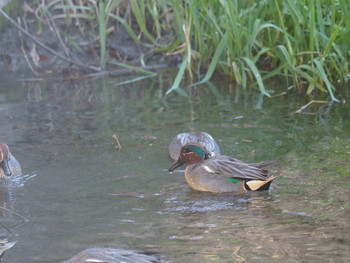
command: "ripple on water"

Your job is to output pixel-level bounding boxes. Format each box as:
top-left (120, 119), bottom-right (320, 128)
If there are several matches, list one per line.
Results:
top-left (0, 173), bottom-right (38, 188)
top-left (164, 192), bottom-right (273, 213)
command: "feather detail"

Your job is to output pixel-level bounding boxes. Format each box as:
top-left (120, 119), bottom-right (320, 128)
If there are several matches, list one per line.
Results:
top-left (203, 156), bottom-right (269, 181)
top-left (225, 178), bottom-right (241, 183)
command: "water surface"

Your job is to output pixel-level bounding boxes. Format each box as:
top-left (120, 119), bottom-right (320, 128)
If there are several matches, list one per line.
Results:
top-left (0, 73), bottom-right (349, 262)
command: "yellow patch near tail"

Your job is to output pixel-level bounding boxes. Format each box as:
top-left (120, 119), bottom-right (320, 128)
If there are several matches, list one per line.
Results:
top-left (246, 177), bottom-right (275, 191)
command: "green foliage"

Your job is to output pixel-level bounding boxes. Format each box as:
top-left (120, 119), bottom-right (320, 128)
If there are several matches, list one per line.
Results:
top-left (37, 0), bottom-right (349, 100)
top-left (0, 0), bottom-right (20, 26)
top-left (165, 0), bottom-right (347, 100)
top-left (98, 0), bottom-right (106, 69)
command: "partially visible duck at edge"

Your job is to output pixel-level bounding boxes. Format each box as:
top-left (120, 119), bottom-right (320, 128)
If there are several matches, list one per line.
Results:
top-left (62, 248), bottom-right (165, 263)
top-left (169, 132), bottom-right (221, 161)
top-left (0, 143), bottom-right (22, 178)
top-left (168, 143), bottom-right (275, 193)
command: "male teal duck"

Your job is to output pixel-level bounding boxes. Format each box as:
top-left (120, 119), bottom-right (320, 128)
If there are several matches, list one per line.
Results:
top-left (168, 143), bottom-right (275, 193)
top-left (169, 132), bottom-right (220, 160)
top-left (62, 248), bottom-right (164, 263)
top-left (0, 143), bottom-right (22, 178)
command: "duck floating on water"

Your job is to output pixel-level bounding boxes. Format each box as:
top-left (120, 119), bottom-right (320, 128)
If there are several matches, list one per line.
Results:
top-left (169, 143), bottom-right (275, 193)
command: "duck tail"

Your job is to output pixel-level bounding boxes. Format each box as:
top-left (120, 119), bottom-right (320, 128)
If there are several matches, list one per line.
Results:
top-left (251, 160), bottom-right (279, 168)
top-left (245, 176), bottom-right (275, 191)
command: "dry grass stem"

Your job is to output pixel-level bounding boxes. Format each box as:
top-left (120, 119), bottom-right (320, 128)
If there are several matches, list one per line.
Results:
top-left (295, 100), bottom-right (329, 114)
top-left (112, 134), bottom-right (122, 151)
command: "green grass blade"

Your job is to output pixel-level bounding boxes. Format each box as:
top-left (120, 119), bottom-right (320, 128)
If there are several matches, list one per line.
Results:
top-left (130, 0), bottom-right (157, 45)
top-left (192, 32), bottom-right (227, 86)
top-left (295, 65), bottom-right (326, 92)
top-left (321, 18), bottom-right (343, 62)
top-left (242, 57), bottom-right (270, 97)
top-left (109, 14), bottom-right (141, 44)
top-left (98, 0), bottom-right (106, 69)
top-left (109, 61), bottom-right (156, 75)
top-left (115, 73), bottom-right (157, 87)
top-left (166, 59), bottom-right (188, 95)
top-left (309, 0), bottom-right (316, 52)
top-left (277, 45), bottom-right (293, 68)
top-left (285, 0), bottom-right (303, 23)
top-left (46, 0), bottom-right (64, 9)
top-left (51, 4), bottom-right (92, 12)
top-left (313, 58), bottom-right (339, 102)
top-left (274, 0), bottom-right (294, 55)
top-left (231, 61), bottom-right (242, 85)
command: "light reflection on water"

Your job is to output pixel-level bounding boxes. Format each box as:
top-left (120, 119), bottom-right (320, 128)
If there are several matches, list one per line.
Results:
top-left (0, 173), bottom-right (38, 188)
top-left (0, 74), bottom-right (349, 262)
top-left (164, 192), bottom-right (272, 213)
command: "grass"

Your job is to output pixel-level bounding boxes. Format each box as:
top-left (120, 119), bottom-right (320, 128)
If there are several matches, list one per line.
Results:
top-left (165, 0), bottom-right (348, 101)
top-left (3, 0), bottom-right (349, 100)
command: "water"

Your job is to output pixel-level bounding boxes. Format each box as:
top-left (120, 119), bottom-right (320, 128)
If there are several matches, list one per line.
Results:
top-left (0, 73), bottom-right (349, 262)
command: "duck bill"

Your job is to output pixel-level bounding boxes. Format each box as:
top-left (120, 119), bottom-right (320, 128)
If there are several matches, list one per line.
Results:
top-left (1, 159), bottom-right (12, 176)
top-left (168, 159), bottom-right (185, 172)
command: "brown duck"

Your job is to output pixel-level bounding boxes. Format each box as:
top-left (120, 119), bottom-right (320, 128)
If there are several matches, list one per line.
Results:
top-left (169, 143), bottom-right (275, 193)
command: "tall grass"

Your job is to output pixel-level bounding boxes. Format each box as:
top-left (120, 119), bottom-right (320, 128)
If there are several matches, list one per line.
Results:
top-left (28, 1), bottom-right (350, 100)
top-left (165, 0), bottom-right (348, 101)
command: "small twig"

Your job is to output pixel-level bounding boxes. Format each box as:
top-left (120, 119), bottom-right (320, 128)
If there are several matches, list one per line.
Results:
top-left (112, 135), bottom-right (122, 152)
top-left (87, 63), bottom-right (169, 78)
top-left (0, 220), bottom-right (16, 236)
top-left (0, 205), bottom-right (30, 237)
top-left (295, 100), bottom-right (329, 114)
top-left (0, 8), bottom-right (101, 72)
top-left (18, 16), bottom-right (38, 75)
top-left (0, 205), bottom-right (30, 223)
top-left (40, 3), bottom-right (71, 58)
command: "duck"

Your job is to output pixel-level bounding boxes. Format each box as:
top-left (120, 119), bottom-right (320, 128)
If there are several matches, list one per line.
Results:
top-left (62, 248), bottom-right (165, 263)
top-left (168, 143), bottom-right (275, 193)
top-left (169, 132), bottom-right (220, 161)
top-left (0, 143), bottom-right (22, 178)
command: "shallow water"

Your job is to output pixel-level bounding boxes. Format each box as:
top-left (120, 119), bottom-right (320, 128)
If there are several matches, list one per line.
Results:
top-left (0, 73), bottom-right (349, 262)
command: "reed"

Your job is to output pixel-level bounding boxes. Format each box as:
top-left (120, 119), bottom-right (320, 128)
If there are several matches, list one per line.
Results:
top-left (98, 0), bottom-right (106, 69)
top-left (165, 0), bottom-right (347, 101)
top-left (31, 1), bottom-right (350, 100)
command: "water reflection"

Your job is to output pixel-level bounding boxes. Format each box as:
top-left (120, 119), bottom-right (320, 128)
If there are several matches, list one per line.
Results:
top-left (164, 191), bottom-right (273, 213)
top-left (0, 74), bottom-right (349, 262)
top-left (0, 174), bottom-right (35, 257)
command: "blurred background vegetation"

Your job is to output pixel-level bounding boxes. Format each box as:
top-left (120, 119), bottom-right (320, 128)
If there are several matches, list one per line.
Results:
top-left (0, 0), bottom-right (349, 100)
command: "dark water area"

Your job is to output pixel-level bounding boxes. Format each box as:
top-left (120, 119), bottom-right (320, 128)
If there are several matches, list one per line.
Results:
top-left (0, 72), bottom-right (349, 262)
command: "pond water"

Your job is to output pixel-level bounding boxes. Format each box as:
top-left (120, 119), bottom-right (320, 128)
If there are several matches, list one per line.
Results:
top-left (0, 72), bottom-right (349, 263)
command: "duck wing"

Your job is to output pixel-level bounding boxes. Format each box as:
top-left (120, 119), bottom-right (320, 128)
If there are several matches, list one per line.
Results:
top-left (198, 155), bottom-right (270, 181)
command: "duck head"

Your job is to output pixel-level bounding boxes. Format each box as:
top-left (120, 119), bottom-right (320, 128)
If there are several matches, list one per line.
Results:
top-left (0, 143), bottom-right (12, 176)
top-left (169, 143), bottom-right (209, 171)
